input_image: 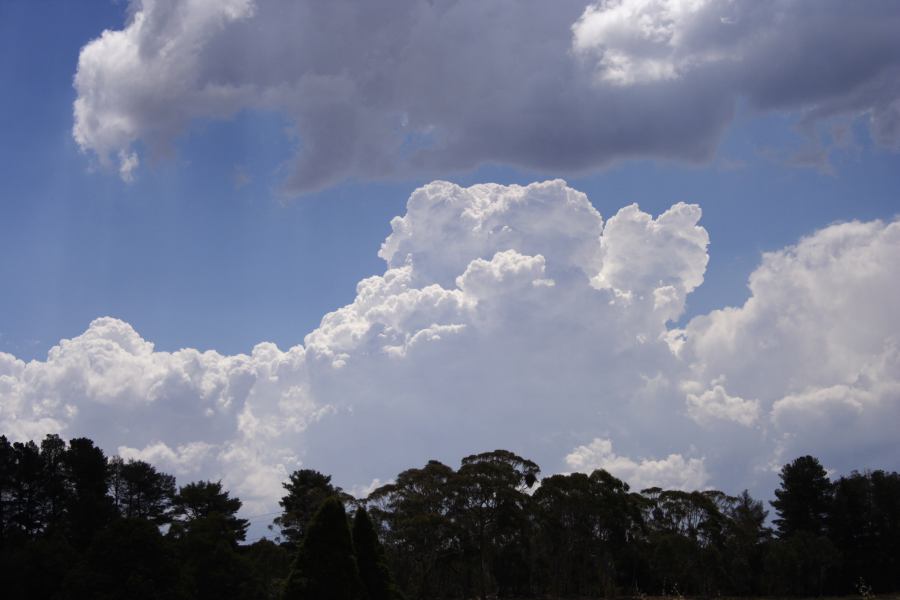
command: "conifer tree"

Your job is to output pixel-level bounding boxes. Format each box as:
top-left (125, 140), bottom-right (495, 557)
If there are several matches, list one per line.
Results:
top-left (771, 455), bottom-right (832, 537)
top-left (283, 497), bottom-right (363, 600)
top-left (352, 507), bottom-right (397, 600)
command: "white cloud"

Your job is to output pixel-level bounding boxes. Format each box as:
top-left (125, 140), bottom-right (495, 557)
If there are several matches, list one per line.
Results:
top-left (565, 437), bottom-right (709, 491)
top-left (680, 217), bottom-right (900, 473)
top-left (117, 150), bottom-right (139, 182)
top-left (72, 0), bottom-right (900, 191)
top-left (686, 384), bottom-right (759, 427)
top-left (2, 180), bottom-right (899, 517)
top-left (572, 0), bottom-right (735, 86)
top-left (118, 441), bottom-right (215, 476)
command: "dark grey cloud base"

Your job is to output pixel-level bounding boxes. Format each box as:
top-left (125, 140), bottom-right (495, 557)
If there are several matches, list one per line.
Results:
top-left (74, 0), bottom-right (900, 192)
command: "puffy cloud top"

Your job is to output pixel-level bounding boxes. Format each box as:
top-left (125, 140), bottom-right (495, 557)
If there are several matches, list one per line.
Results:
top-left (3, 180), bottom-right (899, 515)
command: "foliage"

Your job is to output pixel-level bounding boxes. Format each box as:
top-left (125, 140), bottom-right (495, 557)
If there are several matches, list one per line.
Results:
top-left (3, 432), bottom-right (900, 599)
top-left (771, 454), bottom-right (832, 537)
top-left (353, 506), bottom-right (400, 600)
top-left (282, 496), bottom-right (364, 600)
top-left (170, 480), bottom-right (249, 545)
top-left (109, 456), bottom-right (177, 524)
top-left (274, 468), bottom-right (343, 548)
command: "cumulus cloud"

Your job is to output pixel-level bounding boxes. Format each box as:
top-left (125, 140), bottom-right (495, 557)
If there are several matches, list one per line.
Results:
top-left (73, 0), bottom-right (900, 190)
top-left (680, 217), bottom-right (900, 473)
top-left (565, 437), bottom-right (709, 491)
top-left (686, 383), bottom-right (759, 427)
top-left (2, 180), bottom-right (899, 517)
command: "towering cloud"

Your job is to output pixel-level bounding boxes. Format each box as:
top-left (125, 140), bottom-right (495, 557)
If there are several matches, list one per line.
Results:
top-left (73, 0), bottom-right (900, 191)
top-left (3, 180), bottom-right (899, 512)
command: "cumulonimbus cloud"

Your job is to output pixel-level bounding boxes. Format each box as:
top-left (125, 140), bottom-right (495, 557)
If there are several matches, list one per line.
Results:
top-left (73, 0), bottom-right (900, 191)
top-left (3, 180), bottom-right (899, 513)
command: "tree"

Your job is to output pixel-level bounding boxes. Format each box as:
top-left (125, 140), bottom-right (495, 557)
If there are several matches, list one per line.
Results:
top-left (275, 469), bottom-right (341, 548)
top-left (640, 488), bottom-right (730, 595)
top-left (61, 518), bottom-right (185, 600)
top-left (9, 440), bottom-right (43, 537)
top-left (39, 434), bottom-right (69, 532)
top-left (109, 457), bottom-right (176, 525)
top-left (722, 490), bottom-right (770, 595)
top-left (368, 460), bottom-right (462, 599)
top-left (64, 437), bottom-right (115, 548)
top-left (169, 480), bottom-right (257, 599)
top-left (170, 480), bottom-right (249, 545)
top-left (456, 450), bottom-right (540, 598)
top-left (283, 496), bottom-right (364, 600)
top-left (353, 506), bottom-right (397, 600)
top-left (0, 435), bottom-right (13, 542)
top-left (868, 470), bottom-right (900, 591)
top-left (533, 472), bottom-right (605, 596)
top-left (771, 455), bottom-right (832, 537)
top-left (245, 538), bottom-right (293, 600)
top-left (827, 470), bottom-right (900, 593)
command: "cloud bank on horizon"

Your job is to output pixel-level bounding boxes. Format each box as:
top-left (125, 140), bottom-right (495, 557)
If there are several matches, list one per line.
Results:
top-left (2, 180), bottom-right (899, 513)
top-left (73, 0), bottom-right (900, 192)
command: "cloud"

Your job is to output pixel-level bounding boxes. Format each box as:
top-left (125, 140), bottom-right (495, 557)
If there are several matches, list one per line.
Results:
top-left (686, 384), bottom-right (759, 427)
top-left (73, 0), bottom-right (900, 191)
top-left (565, 437), bottom-right (709, 491)
top-left (679, 217), bottom-right (900, 473)
top-left (2, 180), bottom-right (899, 517)
top-left (117, 150), bottom-right (139, 182)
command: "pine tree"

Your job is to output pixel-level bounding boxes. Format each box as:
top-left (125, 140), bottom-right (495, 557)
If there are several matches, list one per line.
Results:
top-left (352, 507), bottom-right (397, 600)
top-left (283, 497), bottom-right (363, 600)
top-left (275, 469), bottom-right (341, 548)
top-left (771, 455), bottom-right (832, 537)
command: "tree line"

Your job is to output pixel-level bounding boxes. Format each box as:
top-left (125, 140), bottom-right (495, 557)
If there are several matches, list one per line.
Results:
top-left (1, 435), bottom-right (899, 599)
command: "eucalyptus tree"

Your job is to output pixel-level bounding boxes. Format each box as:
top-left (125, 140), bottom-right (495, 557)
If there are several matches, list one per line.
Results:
top-left (455, 450), bottom-right (540, 599)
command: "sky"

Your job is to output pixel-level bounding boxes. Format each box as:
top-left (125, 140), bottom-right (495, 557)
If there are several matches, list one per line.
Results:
top-left (2, 0), bottom-right (900, 535)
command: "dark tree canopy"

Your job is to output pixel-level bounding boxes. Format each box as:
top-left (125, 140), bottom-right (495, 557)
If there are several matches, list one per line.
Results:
top-left (64, 437), bottom-right (116, 547)
top-left (109, 457), bottom-right (177, 525)
top-left (3, 433), bottom-right (900, 600)
top-left (61, 517), bottom-right (184, 600)
top-left (275, 468), bottom-right (342, 548)
top-left (771, 455), bottom-right (832, 537)
top-left (283, 496), bottom-right (364, 600)
top-left (353, 506), bottom-right (398, 600)
top-left (171, 480), bottom-right (249, 545)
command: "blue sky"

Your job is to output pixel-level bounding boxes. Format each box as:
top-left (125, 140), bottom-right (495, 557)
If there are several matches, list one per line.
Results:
top-left (2, 0), bottom-right (899, 514)
top-left (3, 1), bottom-right (898, 361)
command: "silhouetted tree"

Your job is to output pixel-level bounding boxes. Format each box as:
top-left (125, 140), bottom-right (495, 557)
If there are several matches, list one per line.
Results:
top-left (61, 518), bottom-right (185, 600)
top-left (368, 460), bottom-right (462, 599)
top-left (3, 434), bottom-right (900, 599)
top-left (275, 469), bottom-right (341, 548)
top-left (64, 437), bottom-right (115, 548)
top-left (722, 490), bottom-right (770, 595)
top-left (283, 496), bottom-right (364, 600)
top-left (169, 480), bottom-right (257, 599)
top-left (9, 440), bottom-right (43, 537)
top-left (39, 434), bottom-right (69, 532)
top-left (109, 457), bottom-right (176, 524)
top-left (533, 472), bottom-right (610, 596)
top-left (170, 480), bottom-right (249, 545)
top-left (456, 450), bottom-right (539, 599)
top-left (771, 455), bottom-right (832, 537)
top-left (353, 506), bottom-right (398, 600)
top-left (0, 436), bottom-right (14, 541)
top-left (827, 469), bottom-right (900, 593)
top-left (245, 538), bottom-right (293, 599)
